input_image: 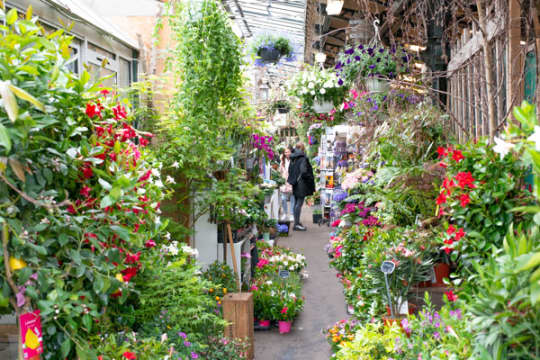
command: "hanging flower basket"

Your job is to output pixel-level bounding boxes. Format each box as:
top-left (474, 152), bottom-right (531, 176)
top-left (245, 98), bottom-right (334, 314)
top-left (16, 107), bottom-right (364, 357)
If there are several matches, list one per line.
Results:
top-left (259, 47), bottom-right (281, 63)
top-left (313, 100), bottom-right (334, 113)
top-left (365, 78), bottom-right (390, 93)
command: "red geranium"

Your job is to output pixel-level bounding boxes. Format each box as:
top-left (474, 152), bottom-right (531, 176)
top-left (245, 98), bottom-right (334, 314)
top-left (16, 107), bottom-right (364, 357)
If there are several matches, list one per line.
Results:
top-left (455, 172), bottom-right (476, 189)
top-left (446, 225), bottom-right (455, 235)
top-left (459, 193), bottom-right (470, 207)
top-left (436, 191), bottom-right (447, 205)
top-left (437, 146), bottom-right (448, 158)
top-left (451, 150), bottom-right (464, 162)
top-left (123, 351), bottom-right (136, 360)
top-left (454, 228), bottom-right (466, 241)
top-left (444, 290), bottom-right (458, 302)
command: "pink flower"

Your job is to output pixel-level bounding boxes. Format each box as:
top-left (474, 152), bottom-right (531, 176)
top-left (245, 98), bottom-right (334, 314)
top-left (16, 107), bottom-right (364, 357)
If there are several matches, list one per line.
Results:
top-left (281, 306), bottom-right (288, 314)
top-left (85, 102), bottom-right (102, 119)
top-left (145, 239), bottom-right (156, 248)
top-left (113, 105), bottom-right (127, 120)
top-left (256, 258), bottom-right (269, 269)
top-left (125, 251), bottom-right (141, 264)
top-left (80, 185), bottom-right (91, 198)
top-left (350, 89), bottom-right (359, 100)
top-left (331, 219), bottom-right (341, 227)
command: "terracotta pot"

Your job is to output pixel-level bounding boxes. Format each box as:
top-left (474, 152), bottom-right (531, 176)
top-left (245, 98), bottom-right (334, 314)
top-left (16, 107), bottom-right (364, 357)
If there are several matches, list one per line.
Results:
top-left (259, 319), bottom-right (271, 327)
top-left (278, 320), bottom-right (292, 334)
top-left (433, 263), bottom-right (450, 286)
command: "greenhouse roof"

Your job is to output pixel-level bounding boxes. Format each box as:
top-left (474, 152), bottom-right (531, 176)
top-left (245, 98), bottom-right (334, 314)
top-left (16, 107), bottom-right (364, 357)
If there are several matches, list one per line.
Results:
top-left (223, 0), bottom-right (307, 54)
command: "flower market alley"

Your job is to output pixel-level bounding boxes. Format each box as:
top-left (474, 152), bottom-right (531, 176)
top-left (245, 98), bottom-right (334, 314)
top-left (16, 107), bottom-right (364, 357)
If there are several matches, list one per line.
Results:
top-left (1, 1), bottom-right (540, 360)
top-left (254, 208), bottom-right (347, 360)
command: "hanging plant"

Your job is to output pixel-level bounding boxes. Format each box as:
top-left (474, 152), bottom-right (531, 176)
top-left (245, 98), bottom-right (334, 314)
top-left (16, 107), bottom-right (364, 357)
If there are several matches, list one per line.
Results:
top-left (270, 99), bottom-right (291, 114)
top-left (335, 45), bottom-right (411, 87)
top-left (287, 65), bottom-right (347, 113)
top-left (250, 34), bottom-right (294, 65)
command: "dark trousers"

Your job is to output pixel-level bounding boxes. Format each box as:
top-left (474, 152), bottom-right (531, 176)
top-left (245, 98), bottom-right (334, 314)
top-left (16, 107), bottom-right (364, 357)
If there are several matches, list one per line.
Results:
top-left (293, 196), bottom-right (305, 225)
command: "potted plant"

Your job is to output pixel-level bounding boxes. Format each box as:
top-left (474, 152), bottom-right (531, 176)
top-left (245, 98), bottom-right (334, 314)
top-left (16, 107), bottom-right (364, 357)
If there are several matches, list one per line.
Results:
top-left (250, 34), bottom-right (293, 64)
top-left (312, 208), bottom-right (323, 224)
top-left (335, 45), bottom-right (410, 92)
top-left (268, 275), bottom-right (304, 334)
top-left (251, 278), bottom-right (274, 329)
top-left (287, 64), bottom-right (347, 114)
top-left (272, 99), bottom-right (291, 114)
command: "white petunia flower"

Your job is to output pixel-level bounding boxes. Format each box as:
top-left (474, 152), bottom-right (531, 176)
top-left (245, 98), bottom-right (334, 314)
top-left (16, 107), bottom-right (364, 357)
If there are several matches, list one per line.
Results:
top-left (171, 161), bottom-right (180, 168)
top-left (308, 82), bottom-right (315, 89)
top-left (493, 136), bottom-right (514, 159)
top-left (166, 175), bottom-right (176, 184)
top-left (151, 168), bottom-right (160, 177)
top-left (154, 180), bottom-right (164, 188)
top-left (320, 88), bottom-right (326, 94)
top-left (528, 126), bottom-right (540, 151)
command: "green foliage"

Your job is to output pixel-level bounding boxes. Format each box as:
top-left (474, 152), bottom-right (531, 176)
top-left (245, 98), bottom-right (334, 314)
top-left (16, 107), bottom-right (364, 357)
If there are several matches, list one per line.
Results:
top-left (335, 322), bottom-right (401, 360)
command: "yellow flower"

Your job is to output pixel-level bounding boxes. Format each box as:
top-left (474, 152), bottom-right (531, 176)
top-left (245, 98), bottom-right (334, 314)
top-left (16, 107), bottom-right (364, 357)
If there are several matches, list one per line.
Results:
top-left (215, 296), bottom-right (220, 301)
top-left (115, 273), bottom-right (124, 282)
top-left (218, 301), bottom-right (222, 305)
top-left (9, 257), bottom-right (26, 271)
top-left (209, 288), bottom-right (214, 293)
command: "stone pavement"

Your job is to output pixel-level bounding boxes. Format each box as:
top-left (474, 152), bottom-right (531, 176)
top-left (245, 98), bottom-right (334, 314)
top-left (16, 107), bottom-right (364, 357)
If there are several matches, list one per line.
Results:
top-left (254, 207), bottom-right (347, 360)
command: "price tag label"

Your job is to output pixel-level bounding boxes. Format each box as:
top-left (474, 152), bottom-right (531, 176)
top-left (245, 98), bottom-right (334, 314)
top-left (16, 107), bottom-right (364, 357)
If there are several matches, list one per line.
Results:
top-left (380, 261), bottom-right (395, 274)
top-left (20, 310), bottom-right (43, 359)
top-left (279, 269), bottom-right (290, 279)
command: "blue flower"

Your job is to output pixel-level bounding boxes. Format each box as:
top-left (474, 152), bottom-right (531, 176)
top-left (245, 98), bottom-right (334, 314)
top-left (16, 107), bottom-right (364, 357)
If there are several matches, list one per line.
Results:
top-left (358, 44), bottom-right (364, 50)
top-left (335, 62), bottom-right (343, 70)
top-left (369, 64), bottom-right (375, 69)
top-left (345, 47), bottom-right (354, 55)
top-left (355, 56), bottom-right (361, 61)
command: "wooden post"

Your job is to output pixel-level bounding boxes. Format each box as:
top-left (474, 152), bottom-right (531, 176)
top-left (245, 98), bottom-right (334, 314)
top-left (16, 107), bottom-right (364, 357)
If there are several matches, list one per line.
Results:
top-left (226, 222), bottom-right (241, 291)
top-left (507, 0), bottom-right (522, 118)
top-left (223, 292), bottom-right (254, 360)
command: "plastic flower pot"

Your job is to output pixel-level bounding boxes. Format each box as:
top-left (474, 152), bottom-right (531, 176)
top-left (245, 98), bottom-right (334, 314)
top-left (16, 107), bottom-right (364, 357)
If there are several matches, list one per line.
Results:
top-left (277, 106), bottom-right (290, 114)
top-left (259, 319), bottom-right (271, 327)
top-left (433, 263), bottom-right (450, 286)
top-left (312, 213), bottom-right (322, 224)
top-left (259, 47), bottom-right (281, 63)
top-left (365, 78), bottom-right (390, 93)
top-left (313, 100), bottom-right (334, 113)
top-left (278, 320), bottom-right (292, 334)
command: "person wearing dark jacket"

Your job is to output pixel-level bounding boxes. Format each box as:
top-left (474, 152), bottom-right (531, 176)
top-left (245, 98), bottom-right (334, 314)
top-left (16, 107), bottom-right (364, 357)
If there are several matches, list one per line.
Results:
top-left (287, 142), bottom-right (315, 231)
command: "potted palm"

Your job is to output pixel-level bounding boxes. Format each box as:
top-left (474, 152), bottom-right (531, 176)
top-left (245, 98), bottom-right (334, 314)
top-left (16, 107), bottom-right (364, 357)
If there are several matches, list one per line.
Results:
top-left (335, 45), bottom-right (410, 93)
top-left (287, 64), bottom-right (347, 114)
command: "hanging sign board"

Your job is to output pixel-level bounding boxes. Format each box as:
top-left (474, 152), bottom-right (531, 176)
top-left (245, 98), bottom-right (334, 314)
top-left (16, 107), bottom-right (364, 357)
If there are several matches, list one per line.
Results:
top-left (20, 310), bottom-right (43, 359)
top-left (279, 269), bottom-right (290, 279)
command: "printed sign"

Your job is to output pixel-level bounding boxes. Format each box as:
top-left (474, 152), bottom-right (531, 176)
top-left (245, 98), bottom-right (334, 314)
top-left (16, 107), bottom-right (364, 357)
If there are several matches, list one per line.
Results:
top-left (279, 269), bottom-right (290, 279)
top-left (380, 261), bottom-right (396, 274)
top-left (20, 310), bottom-right (43, 359)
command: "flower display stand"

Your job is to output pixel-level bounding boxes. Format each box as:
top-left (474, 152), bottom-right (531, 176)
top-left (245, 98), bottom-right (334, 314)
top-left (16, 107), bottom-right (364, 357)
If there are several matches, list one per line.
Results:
top-left (313, 100), bottom-right (334, 113)
top-left (223, 292), bottom-right (254, 359)
top-left (365, 78), bottom-right (390, 93)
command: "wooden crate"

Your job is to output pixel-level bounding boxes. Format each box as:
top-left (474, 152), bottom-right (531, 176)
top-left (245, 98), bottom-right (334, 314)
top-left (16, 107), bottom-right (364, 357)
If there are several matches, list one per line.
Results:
top-left (222, 292), bottom-right (254, 360)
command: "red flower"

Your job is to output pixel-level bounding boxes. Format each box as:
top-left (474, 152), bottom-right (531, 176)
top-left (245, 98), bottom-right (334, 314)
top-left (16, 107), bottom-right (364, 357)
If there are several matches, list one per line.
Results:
top-left (80, 185), bottom-right (91, 198)
top-left (99, 89), bottom-right (110, 96)
top-left (82, 165), bottom-right (93, 179)
top-left (443, 247), bottom-right (452, 254)
top-left (113, 105), bottom-right (128, 120)
top-left (444, 290), bottom-right (458, 302)
top-left (459, 193), bottom-right (470, 207)
top-left (139, 136), bottom-right (149, 147)
top-left (123, 351), bottom-right (136, 359)
top-left (145, 239), bottom-right (156, 248)
top-left (85, 102), bottom-right (102, 119)
top-left (67, 204), bottom-right (76, 214)
top-left (138, 170), bottom-right (152, 183)
top-left (125, 252), bottom-right (141, 264)
top-left (442, 178), bottom-right (455, 192)
top-left (96, 126), bottom-right (106, 138)
top-left (98, 356), bottom-right (104, 360)
top-left (455, 172), bottom-right (476, 189)
top-left (436, 191), bottom-right (447, 205)
top-left (437, 146), bottom-right (448, 158)
top-left (443, 238), bottom-right (454, 245)
top-left (281, 306), bottom-right (288, 314)
top-left (256, 259), bottom-right (269, 269)
top-left (439, 162), bottom-right (447, 168)
top-left (446, 225), bottom-right (455, 235)
top-left (454, 228), bottom-right (465, 241)
top-left (121, 267), bottom-right (138, 282)
top-left (331, 219), bottom-right (341, 227)
top-left (451, 150), bottom-right (464, 162)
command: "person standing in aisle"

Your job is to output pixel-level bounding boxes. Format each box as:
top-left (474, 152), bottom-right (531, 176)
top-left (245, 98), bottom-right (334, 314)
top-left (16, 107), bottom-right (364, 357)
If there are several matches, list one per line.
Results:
top-left (279, 146), bottom-right (295, 222)
top-left (287, 142), bottom-right (315, 231)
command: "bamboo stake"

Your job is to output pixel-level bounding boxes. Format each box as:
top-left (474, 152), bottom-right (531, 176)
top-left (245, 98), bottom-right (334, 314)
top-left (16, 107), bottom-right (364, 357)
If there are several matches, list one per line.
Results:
top-left (226, 222), bottom-right (241, 291)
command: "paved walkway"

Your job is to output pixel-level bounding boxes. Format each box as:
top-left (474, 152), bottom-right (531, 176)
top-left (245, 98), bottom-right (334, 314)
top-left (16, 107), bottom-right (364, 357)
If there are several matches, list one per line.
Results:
top-left (254, 207), bottom-right (347, 360)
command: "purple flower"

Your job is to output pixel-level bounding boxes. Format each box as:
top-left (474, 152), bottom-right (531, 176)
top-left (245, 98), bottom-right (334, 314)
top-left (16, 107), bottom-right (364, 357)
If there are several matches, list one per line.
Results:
top-left (178, 331), bottom-right (187, 339)
top-left (347, 58), bottom-right (351, 64)
top-left (358, 45), bottom-right (364, 50)
top-left (335, 62), bottom-right (343, 70)
top-left (344, 47), bottom-right (354, 55)
top-left (449, 309), bottom-right (462, 319)
top-left (355, 56), bottom-right (361, 61)
top-left (400, 318), bottom-right (411, 335)
top-left (184, 341), bottom-right (191, 347)
top-left (191, 352), bottom-right (199, 359)
top-left (379, 48), bottom-right (385, 53)
top-left (338, 79), bottom-right (344, 86)
top-left (433, 331), bottom-right (441, 340)
top-left (402, 56), bottom-right (409, 63)
top-left (369, 65), bottom-right (375, 69)
top-left (376, 58), bottom-right (381, 63)
top-left (367, 48), bottom-right (373, 54)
